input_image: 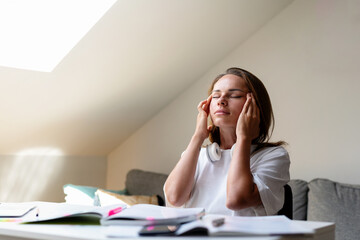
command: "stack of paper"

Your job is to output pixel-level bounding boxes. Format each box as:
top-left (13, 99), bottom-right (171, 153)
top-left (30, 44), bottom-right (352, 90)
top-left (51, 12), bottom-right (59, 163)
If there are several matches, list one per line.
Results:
top-left (0, 202), bottom-right (315, 238)
top-left (101, 204), bottom-right (205, 226)
top-left (105, 214), bottom-right (315, 237)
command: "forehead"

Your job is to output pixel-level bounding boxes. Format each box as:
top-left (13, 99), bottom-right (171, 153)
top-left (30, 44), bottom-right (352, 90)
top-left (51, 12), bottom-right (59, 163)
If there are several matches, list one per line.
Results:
top-left (213, 74), bottom-right (247, 90)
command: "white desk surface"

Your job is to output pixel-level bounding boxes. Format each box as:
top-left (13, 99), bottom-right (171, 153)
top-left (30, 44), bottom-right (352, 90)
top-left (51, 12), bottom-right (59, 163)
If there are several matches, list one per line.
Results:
top-left (0, 220), bottom-right (334, 240)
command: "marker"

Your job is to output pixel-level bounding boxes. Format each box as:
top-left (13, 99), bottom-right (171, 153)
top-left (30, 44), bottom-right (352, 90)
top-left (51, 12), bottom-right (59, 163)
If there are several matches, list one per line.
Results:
top-left (108, 207), bottom-right (123, 217)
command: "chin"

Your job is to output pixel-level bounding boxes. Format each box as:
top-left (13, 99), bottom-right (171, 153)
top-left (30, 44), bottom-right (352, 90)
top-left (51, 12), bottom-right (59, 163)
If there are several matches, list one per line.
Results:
top-left (213, 121), bottom-right (236, 129)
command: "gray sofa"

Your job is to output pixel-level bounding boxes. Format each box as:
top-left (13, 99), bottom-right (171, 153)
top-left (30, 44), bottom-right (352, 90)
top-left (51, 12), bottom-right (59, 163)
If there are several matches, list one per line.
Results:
top-left (288, 178), bottom-right (360, 240)
top-left (125, 169), bottom-right (360, 240)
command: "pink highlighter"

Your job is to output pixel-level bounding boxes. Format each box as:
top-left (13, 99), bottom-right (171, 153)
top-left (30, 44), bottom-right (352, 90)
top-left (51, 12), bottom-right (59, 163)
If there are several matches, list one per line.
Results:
top-left (108, 207), bottom-right (123, 217)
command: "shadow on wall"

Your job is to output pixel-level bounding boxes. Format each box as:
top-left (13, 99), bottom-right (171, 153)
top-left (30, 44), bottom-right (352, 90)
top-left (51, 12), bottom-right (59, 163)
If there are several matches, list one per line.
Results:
top-left (0, 148), bottom-right (65, 202)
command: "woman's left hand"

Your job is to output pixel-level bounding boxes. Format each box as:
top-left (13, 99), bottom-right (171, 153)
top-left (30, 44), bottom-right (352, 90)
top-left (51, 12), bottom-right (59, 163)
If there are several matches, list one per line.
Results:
top-left (236, 93), bottom-right (260, 142)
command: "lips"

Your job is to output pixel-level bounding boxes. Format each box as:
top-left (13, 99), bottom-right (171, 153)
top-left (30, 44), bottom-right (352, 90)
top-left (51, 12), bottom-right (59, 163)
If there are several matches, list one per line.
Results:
top-left (214, 110), bottom-right (230, 115)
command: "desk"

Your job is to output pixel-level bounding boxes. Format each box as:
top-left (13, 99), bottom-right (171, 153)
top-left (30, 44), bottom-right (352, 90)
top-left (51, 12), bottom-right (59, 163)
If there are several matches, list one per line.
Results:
top-left (0, 220), bottom-right (334, 240)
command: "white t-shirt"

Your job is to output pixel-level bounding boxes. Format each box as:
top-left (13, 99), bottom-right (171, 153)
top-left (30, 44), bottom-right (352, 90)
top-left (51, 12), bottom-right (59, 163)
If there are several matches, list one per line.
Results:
top-left (166, 145), bottom-right (290, 216)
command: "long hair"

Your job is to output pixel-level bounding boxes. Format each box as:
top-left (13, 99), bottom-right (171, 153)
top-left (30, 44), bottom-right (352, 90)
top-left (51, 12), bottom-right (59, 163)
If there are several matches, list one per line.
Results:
top-left (208, 67), bottom-right (285, 150)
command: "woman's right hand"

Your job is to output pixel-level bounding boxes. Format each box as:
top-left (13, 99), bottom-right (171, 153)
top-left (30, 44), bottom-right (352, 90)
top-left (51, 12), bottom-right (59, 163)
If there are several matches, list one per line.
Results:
top-left (165, 95), bottom-right (212, 207)
top-left (195, 95), bottom-right (212, 140)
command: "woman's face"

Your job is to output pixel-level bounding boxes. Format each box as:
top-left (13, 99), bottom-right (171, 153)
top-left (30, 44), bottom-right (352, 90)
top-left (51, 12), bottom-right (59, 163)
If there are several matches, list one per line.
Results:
top-left (209, 74), bottom-right (249, 128)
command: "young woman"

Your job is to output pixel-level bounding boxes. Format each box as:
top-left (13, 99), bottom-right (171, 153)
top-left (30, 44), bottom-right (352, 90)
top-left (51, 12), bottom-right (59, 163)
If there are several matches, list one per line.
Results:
top-left (164, 67), bottom-right (290, 216)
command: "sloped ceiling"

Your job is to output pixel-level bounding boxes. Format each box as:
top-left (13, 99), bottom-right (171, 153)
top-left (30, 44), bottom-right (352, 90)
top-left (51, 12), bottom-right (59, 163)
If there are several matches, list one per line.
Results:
top-left (0, 0), bottom-right (293, 156)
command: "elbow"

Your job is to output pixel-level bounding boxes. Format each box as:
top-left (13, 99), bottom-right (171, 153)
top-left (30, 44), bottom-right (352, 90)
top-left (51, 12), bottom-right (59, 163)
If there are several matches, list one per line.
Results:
top-left (166, 195), bottom-right (183, 207)
top-left (165, 192), bottom-right (185, 207)
top-left (226, 181), bottom-right (261, 210)
top-left (226, 190), bottom-right (258, 210)
top-left (226, 195), bottom-right (250, 211)
top-left (164, 183), bottom-right (186, 207)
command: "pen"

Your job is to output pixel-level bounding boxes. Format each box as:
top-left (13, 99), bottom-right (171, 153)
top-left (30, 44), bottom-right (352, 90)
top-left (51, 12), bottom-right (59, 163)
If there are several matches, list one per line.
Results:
top-left (212, 218), bottom-right (225, 227)
top-left (36, 207), bottom-right (40, 217)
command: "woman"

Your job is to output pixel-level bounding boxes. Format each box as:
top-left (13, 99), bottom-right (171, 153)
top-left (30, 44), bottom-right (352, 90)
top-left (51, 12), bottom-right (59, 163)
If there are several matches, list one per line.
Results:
top-left (164, 67), bottom-right (290, 216)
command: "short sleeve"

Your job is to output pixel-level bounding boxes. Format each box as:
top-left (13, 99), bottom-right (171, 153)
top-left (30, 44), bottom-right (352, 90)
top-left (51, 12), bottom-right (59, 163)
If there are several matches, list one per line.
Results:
top-left (251, 146), bottom-right (290, 215)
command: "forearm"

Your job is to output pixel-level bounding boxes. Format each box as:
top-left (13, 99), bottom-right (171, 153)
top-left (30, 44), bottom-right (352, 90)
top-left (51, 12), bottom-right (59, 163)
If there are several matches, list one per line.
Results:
top-left (164, 134), bottom-right (204, 206)
top-left (226, 138), bottom-right (261, 210)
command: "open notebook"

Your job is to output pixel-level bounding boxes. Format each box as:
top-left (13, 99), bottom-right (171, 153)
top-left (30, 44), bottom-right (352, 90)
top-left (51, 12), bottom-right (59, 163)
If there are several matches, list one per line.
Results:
top-left (176, 214), bottom-right (314, 236)
top-left (0, 203), bottom-right (37, 218)
top-left (1, 202), bottom-right (204, 226)
top-left (100, 204), bottom-right (205, 226)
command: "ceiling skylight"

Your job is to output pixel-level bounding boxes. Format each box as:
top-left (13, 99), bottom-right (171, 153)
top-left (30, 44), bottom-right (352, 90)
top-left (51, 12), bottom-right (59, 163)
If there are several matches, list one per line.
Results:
top-left (0, 0), bottom-right (117, 72)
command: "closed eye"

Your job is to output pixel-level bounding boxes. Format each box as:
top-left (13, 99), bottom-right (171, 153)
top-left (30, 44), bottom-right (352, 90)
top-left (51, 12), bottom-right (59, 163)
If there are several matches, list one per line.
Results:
top-left (212, 95), bottom-right (242, 98)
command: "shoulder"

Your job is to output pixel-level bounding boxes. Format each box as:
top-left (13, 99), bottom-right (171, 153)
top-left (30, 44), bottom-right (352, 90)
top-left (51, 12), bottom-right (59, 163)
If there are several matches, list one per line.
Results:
top-left (251, 146), bottom-right (290, 178)
top-left (199, 147), bottom-right (207, 156)
top-left (198, 147), bottom-right (209, 163)
top-left (254, 145), bottom-right (288, 157)
top-left (252, 145), bottom-right (290, 165)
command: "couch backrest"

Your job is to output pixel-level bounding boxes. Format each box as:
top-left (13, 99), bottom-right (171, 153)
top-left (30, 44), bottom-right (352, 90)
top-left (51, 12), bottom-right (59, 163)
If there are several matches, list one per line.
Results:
top-left (307, 178), bottom-right (360, 240)
top-left (125, 169), bottom-right (168, 202)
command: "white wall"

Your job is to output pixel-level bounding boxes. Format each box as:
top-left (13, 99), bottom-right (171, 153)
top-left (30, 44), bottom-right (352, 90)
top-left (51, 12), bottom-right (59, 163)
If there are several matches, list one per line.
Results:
top-left (0, 154), bottom-right (106, 202)
top-left (107, 0), bottom-right (360, 189)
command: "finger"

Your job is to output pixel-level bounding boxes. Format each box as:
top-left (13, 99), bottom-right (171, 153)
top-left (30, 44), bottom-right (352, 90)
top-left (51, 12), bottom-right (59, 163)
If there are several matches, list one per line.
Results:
top-left (242, 93), bottom-right (251, 114)
top-left (204, 95), bottom-right (212, 112)
top-left (197, 99), bottom-right (207, 111)
top-left (250, 93), bottom-right (257, 116)
top-left (251, 94), bottom-right (260, 119)
top-left (208, 94), bottom-right (212, 104)
top-left (207, 125), bottom-right (213, 131)
top-left (248, 97), bottom-right (253, 116)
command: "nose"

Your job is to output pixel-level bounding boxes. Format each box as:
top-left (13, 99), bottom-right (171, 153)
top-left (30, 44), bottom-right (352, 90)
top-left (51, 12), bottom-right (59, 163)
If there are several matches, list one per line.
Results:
top-left (217, 96), bottom-right (228, 106)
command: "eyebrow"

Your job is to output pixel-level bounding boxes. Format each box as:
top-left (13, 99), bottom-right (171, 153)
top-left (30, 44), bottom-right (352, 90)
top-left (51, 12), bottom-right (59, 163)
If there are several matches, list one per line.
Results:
top-left (212, 89), bottom-right (247, 93)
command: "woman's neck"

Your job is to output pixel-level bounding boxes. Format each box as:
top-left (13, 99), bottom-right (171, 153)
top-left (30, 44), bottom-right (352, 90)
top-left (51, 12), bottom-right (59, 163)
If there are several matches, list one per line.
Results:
top-left (219, 127), bottom-right (236, 149)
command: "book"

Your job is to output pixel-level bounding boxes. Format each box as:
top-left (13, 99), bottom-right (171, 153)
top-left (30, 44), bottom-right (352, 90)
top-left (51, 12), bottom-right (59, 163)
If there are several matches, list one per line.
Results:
top-left (14, 201), bottom-right (127, 225)
top-left (100, 204), bottom-right (205, 226)
top-left (8, 202), bottom-right (203, 227)
top-left (105, 215), bottom-right (315, 237)
top-left (175, 214), bottom-right (315, 236)
top-left (0, 203), bottom-right (37, 218)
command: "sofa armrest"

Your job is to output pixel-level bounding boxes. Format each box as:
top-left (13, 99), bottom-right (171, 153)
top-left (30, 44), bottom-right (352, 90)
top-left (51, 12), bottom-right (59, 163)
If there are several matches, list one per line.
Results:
top-left (288, 179), bottom-right (309, 220)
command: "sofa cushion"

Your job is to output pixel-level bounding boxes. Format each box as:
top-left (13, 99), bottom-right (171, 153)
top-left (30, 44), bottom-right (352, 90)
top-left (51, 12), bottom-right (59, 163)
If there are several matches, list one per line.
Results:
top-left (63, 184), bottom-right (127, 206)
top-left (307, 178), bottom-right (360, 240)
top-left (288, 179), bottom-right (308, 220)
top-left (125, 169), bottom-right (168, 204)
top-left (95, 189), bottom-right (159, 207)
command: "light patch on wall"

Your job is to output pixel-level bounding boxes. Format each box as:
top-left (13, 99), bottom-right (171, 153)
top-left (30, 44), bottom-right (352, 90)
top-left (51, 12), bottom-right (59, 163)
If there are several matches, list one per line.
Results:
top-left (15, 147), bottom-right (63, 156)
top-left (0, 148), bottom-right (64, 202)
top-left (0, 0), bottom-right (117, 72)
